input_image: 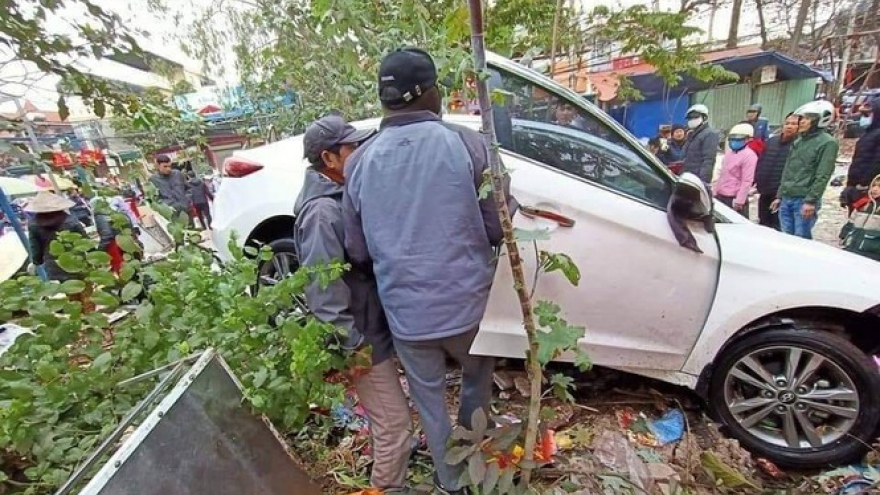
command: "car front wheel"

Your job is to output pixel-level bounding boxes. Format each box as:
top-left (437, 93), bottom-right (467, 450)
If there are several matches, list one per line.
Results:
top-left (257, 238), bottom-right (300, 289)
top-left (709, 327), bottom-right (880, 468)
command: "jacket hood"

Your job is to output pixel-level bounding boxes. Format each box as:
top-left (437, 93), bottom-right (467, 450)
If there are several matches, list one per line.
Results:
top-left (293, 167), bottom-right (343, 216)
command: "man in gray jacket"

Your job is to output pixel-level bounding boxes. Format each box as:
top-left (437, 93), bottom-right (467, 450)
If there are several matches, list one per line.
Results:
top-left (682, 104), bottom-right (721, 187)
top-left (294, 115), bottom-right (413, 492)
top-left (343, 48), bottom-right (516, 494)
top-left (149, 155), bottom-right (190, 222)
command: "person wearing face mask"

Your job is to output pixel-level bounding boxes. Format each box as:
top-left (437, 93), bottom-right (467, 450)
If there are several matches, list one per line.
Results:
top-left (842, 98), bottom-right (880, 213)
top-left (294, 114), bottom-right (414, 492)
top-left (755, 113), bottom-right (800, 229)
top-left (771, 100), bottom-right (839, 239)
top-left (714, 123), bottom-right (758, 217)
top-left (682, 104), bottom-right (720, 187)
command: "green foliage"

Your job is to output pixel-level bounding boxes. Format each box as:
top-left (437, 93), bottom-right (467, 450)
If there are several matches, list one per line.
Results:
top-left (589, 5), bottom-right (738, 102)
top-left (1, 0), bottom-right (143, 116)
top-left (0, 219), bottom-right (347, 493)
top-left (109, 87), bottom-right (207, 155)
top-left (538, 251), bottom-right (580, 287)
top-left (149, 0), bottom-right (584, 134)
top-left (533, 301), bottom-right (591, 371)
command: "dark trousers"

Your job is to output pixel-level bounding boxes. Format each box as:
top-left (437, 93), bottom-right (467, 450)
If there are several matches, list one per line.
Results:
top-left (757, 193), bottom-right (779, 230)
top-left (717, 195), bottom-right (749, 219)
top-left (194, 203), bottom-right (212, 230)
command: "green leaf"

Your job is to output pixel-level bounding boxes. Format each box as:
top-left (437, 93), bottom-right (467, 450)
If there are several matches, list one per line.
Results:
top-left (143, 330), bottom-right (160, 350)
top-left (91, 352), bottom-right (113, 369)
top-left (116, 234), bottom-right (141, 254)
top-left (91, 290), bottom-right (118, 308)
top-left (94, 98), bottom-right (106, 118)
top-left (57, 95), bottom-right (69, 121)
top-left (468, 451), bottom-right (487, 485)
top-left (471, 407), bottom-right (488, 439)
top-left (533, 301), bottom-right (586, 365)
top-left (56, 253), bottom-right (85, 273)
top-left (120, 282), bottom-right (142, 302)
top-left (253, 367), bottom-right (269, 388)
top-left (444, 445), bottom-right (477, 466)
top-left (58, 279), bottom-right (86, 294)
top-left (86, 250), bottom-right (113, 266)
top-left (498, 467), bottom-right (516, 494)
top-left (700, 451), bottom-right (759, 489)
top-left (482, 461), bottom-right (500, 494)
top-left (513, 228), bottom-right (550, 242)
top-left (539, 251), bottom-right (580, 286)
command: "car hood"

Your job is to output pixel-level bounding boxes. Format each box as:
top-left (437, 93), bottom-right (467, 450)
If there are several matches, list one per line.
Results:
top-left (717, 220), bottom-right (880, 311)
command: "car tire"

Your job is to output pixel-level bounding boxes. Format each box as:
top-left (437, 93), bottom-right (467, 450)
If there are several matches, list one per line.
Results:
top-left (708, 327), bottom-right (880, 469)
top-left (256, 238), bottom-right (300, 291)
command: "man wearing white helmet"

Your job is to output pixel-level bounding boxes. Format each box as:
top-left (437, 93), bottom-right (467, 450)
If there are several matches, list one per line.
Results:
top-left (771, 100), bottom-right (839, 239)
top-left (682, 103), bottom-right (720, 186)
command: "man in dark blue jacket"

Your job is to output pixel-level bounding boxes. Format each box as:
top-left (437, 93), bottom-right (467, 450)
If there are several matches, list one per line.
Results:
top-left (294, 115), bottom-right (413, 491)
top-left (343, 48), bottom-right (516, 494)
top-left (844, 98), bottom-right (880, 212)
top-left (755, 113), bottom-right (799, 229)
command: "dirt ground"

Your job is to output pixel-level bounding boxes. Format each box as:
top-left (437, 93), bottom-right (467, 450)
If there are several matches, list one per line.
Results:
top-left (297, 361), bottom-right (878, 495)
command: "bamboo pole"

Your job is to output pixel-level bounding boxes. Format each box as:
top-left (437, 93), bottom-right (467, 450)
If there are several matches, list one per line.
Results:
top-left (466, 0), bottom-right (543, 485)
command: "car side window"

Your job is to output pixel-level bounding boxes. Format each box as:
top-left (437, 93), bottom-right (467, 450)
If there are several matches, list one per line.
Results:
top-left (489, 67), bottom-right (672, 208)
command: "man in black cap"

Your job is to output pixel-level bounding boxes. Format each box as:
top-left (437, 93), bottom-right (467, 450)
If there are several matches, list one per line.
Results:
top-left (294, 115), bottom-right (414, 491)
top-left (342, 48), bottom-right (516, 494)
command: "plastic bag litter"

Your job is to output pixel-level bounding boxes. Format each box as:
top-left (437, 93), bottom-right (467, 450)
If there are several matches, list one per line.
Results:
top-left (592, 431), bottom-right (654, 492)
top-left (647, 409), bottom-right (685, 445)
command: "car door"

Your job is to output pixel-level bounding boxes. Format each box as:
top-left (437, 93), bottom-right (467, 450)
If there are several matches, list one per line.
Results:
top-left (471, 64), bottom-right (721, 373)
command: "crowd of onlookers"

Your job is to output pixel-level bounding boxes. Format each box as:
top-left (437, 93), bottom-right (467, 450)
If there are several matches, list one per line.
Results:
top-left (646, 95), bottom-right (880, 260)
top-left (0, 159), bottom-right (219, 282)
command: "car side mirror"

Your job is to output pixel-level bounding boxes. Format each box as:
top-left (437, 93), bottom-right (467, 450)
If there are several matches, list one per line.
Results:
top-left (671, 173), bottom-right (714, 223)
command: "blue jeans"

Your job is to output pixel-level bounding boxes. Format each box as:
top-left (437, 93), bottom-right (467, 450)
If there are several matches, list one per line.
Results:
top-left (779, 197), bottom-right (820, 239)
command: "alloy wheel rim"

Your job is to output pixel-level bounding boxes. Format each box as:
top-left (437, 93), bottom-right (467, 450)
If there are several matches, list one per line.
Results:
top-left (259, 252), bottom-right (297, 286)
top-left (723, 345), bottom-right (860, 449)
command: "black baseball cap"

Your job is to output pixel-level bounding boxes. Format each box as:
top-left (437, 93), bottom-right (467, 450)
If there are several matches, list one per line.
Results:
top-left (378, 47), bottom-right (438, 108)
top-left (303, 115), bottom-right (374, 162)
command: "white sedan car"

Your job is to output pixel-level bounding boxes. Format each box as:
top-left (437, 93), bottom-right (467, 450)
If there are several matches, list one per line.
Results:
top-left (213, 52), bottom-right (880, 469)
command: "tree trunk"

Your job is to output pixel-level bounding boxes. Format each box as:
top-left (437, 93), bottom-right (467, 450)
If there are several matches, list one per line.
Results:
top-left (549, 0), bottom-right (565, 79)
top-left (467, 0), bottom-right (542, 486)
top-left (789, 0), bottom-right (812, 54)
top-left (726, 0), bottom-right (744, 48)
top-left (755, 0), bottom-right (768, 48)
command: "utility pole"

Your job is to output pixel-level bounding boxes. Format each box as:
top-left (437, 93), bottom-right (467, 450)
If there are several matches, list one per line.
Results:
top-left (837, 12), bottom-right (857, 96)
top-left (707, 0), bottom-right (718, 43)
top-left (11, 97), bottom-right (61, 194)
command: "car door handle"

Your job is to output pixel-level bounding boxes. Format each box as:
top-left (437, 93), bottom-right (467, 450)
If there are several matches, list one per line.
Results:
top-left (519, 206), bottom-right (576, 227)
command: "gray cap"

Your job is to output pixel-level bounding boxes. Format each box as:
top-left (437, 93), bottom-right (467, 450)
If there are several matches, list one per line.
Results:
top-left (303, 115), bottom-right (374, 162)
top-left (748, 103), bottom-right (762, 113)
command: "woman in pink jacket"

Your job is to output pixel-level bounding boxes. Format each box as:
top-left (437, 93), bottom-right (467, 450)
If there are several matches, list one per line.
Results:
top-left (715, 123), bottom-right (759, 218)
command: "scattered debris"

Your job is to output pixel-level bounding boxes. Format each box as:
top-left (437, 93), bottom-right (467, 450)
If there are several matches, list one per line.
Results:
top-left (616, 407), bottom-right (684, 447)
top-left (592, 431), bottom-right (654, 492)
top-left (647, 409), bottom-right (684, 446)
top-left (700, 451), bottom-right (760, 490)
top-left (493, 370), bottom-right (516, 391)
top-left (755, 457), bottom-right (785, 480)
top-left (514, 375), bottom-right (531, 398)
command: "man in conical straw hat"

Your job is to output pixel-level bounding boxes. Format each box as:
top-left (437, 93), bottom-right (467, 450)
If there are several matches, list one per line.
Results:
top-left (25, 192), bottom-right (88, 281)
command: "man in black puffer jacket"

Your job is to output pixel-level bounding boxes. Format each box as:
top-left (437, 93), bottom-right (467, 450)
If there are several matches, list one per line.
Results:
top-left (843, 98), bottom-right (880, 212)
top-left (755, 113), bottom-right (799, 229)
